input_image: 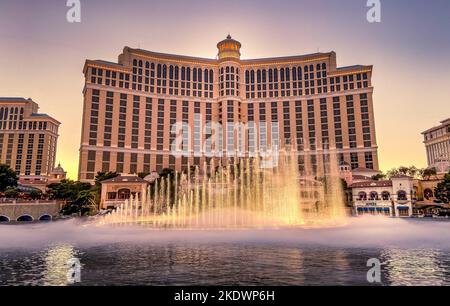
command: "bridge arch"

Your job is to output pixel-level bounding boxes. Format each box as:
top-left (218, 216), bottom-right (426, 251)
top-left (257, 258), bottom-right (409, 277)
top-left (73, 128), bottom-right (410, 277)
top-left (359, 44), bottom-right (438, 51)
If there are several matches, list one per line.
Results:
top-left (16, 215), bottom-right (34, 222)
top-left (0, 215), bottom-right (10, 223)
top-left (39, 214), bottom-right (52, 221)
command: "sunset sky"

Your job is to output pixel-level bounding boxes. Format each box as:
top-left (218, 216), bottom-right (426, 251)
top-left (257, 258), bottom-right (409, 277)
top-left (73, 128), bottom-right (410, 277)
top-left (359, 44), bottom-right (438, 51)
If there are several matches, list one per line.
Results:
top-left (1, 0), bottom-right (449, 179)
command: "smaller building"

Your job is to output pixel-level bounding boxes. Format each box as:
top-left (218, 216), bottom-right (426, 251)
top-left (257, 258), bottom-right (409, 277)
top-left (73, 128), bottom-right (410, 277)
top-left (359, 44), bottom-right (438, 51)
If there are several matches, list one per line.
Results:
top-left (100, 175), bottom-right (148, 209)
top-left (351, 175), bottom-right (415, 217)
top-left (422, 118), bottom-right (450, 173)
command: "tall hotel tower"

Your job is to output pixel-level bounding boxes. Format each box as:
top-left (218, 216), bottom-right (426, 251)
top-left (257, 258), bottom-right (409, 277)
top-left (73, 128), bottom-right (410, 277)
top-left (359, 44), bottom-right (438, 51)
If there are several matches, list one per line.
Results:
top-left (79, 36), bottom-right (378, 182)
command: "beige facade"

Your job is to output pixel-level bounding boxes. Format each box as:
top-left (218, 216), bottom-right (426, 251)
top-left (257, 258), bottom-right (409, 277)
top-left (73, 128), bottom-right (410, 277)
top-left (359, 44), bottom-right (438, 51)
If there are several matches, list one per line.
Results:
top-left (0, 98), bottom-right (60, 187)
top-left (422, 118), bottom-right (450, 173)
top-left (79, 36), bottom-right (379, 183)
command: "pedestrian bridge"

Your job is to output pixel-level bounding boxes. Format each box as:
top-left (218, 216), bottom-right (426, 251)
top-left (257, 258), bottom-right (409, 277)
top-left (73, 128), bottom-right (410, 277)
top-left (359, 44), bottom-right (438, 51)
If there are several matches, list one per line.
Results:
top-left (0, 201), bottom-right (63, 223)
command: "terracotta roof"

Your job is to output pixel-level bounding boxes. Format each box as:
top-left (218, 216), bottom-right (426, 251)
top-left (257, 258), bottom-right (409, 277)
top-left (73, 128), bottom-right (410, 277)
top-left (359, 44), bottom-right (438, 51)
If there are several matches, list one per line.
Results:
top-left (390, 175), bottom-right (412, 179)
top-left (101, 176), bottom-right (146, 184)
top-left (350, 180), bottom-right (392, 188)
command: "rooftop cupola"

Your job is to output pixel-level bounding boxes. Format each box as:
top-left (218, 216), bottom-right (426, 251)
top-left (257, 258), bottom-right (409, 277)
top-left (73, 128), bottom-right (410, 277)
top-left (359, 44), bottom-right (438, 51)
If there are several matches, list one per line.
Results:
top-left (217, 35), bottom-right (242, 60)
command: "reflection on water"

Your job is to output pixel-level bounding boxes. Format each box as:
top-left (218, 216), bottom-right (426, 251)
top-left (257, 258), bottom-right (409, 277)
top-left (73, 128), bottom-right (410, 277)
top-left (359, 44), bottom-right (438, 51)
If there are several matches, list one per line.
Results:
top-left (382, 249), bottom-right (450, 286)
top-left (1, 243), bottom-right (449, 286)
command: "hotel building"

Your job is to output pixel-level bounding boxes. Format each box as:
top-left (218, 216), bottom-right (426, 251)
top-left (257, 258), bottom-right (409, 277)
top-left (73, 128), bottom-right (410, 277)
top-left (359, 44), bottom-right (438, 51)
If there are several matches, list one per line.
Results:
top-left (79, 36), bottom-right (379, 182)
top-left (422, 118), bottom-right (450, 173)
top-left (0, 98), bottom-right (61, 189)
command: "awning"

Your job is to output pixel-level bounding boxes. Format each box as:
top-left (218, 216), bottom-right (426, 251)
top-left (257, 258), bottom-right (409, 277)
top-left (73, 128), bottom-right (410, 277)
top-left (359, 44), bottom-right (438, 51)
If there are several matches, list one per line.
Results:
top-left (384, 207), bottom-right (390, 211)
top-left (376, 207), bottom-right (383, 211)
top-left (368, 207), bottom-right (376, 211)
top-left (397, 206), bottom-right (410, 210)
top-left (357, 207), bottom-right (364, 212)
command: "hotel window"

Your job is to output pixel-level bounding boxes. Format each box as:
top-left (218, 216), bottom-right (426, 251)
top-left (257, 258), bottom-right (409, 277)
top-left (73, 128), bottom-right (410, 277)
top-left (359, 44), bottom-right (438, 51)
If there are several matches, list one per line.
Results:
top-left (86, 150), bottom-right (96, 179)
top-left (102, 151), bottom-right (110, 172)
top-left (145, 98), bottom-right (152, 150)
top-left (271, 103), bottom-right (279, 149)
top-left (360, 93), bottom-right (372, 148)
top-left (132, 96), bottom-right (140, 149)
top-left (346, 95), bottom-right (357, 148)
top-left (157, 99), bottom-right (165, 151)
top-left (194, 102), bottom-right (201, 156)
top-left (104, 92), bottom-right (114, 147)
top-left (116, 152), bottom-right (124, 173)
top-left (295, 101), bottom-right (304, 151)
top-left (307, 100), bottom-right (316, 151)
top-left (118, 94), bottom-right (127, 148)
top-left (283, 101), bottom-right (291, 146)
top-left (259, 103), bottom-right (267, 152)
top-left (365, 152), bottom-right (374, 169)
top-left (130, 153), bottom-right (137, 174)
top-left (333, 97), bottom-right (343, 149)
top-left (350, 152), bottom-right (359, 170)
top-left (89, 90), bottom-right (100, 146)
top-left (144, 154), bottom-right (151, 173)
top-left (320, 98), bottom-right (329, 149)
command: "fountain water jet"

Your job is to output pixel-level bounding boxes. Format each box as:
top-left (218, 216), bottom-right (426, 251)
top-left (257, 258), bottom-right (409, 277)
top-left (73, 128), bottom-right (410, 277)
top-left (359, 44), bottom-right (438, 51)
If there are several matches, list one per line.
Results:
top-left (99, 151), bottom-right (346, 229)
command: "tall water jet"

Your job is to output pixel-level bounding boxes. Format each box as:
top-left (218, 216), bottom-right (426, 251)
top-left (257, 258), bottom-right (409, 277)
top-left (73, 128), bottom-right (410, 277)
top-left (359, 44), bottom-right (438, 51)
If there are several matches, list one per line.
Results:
top-left (99, 150), bottom-right (346, 229)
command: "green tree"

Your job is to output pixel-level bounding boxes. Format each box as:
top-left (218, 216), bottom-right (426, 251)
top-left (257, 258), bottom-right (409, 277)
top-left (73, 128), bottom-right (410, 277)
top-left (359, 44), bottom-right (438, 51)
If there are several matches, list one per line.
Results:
top-left (138, 172), bottom-right (150, 179)
top-left (4, 187), bottom-right (19, 199)
top-left (0, 164), bottom-right (18, 192)
top-left (47, 180), bottom-right (92, 202)
top-left (435, 172), bottom-right (450, 204)
top-left (30, 190), bottom-right (43, 200)
top-left (371, 173), bottom-right (386, 181)
top-left (423, 167), bottom-right (438, 180)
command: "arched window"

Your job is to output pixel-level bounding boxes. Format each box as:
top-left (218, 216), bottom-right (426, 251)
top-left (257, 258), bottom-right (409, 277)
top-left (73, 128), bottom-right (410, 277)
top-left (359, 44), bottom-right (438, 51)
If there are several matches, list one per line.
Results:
top-left (133, 59), bottom-right (138, 66)
top-left (304, 65), bottom-right (309, 73)
top-left (280, 68), bottom-right (285, 82)
top-left (292, 67), bottom-right (297, 81)
top-left (186, 67), bottom-right (191, 81)
top-left (204, 69), bottom-right (209, 83)
top-left (316, 63), bottom-right (321, 71)
top-left (358, 192), bottom-right (367, 200)
top-left (245, 71), bottom-right (250, 84)
top-left (157, 64), bottom-right (162, 78)
top-left (226, 66), bottom-right (230, 73)
top-left (309, 64), bottom-right (314, 71)
top-left (250, 70), bottom-right (255, 83)
top-left (145, 62), bottom-right (150, 69)
top-left (169, 65), bottom-right (174, 79)
top-left (262, 70), bottom-right (267, 83)
top-left (193, 68), bottom-right (197, 82)
top-left (118, 189), bottom-right (131, 200)
top-left (268, 69), bottom-right (273, 82)
top-left (285, 68), bottom-right (290, 81)
top-left (424, 188), bottom-right (434, 200)
top-left (382, 191), bottom-right (390, 201)
top-left (322, 63), bottom-right (327, 70)
top-left (181, 67), bottom-right (186, 80)
top-left (297, 67), bottom-right (302, 80)
top-left (162, 65), bottom-right (167, 78)
top-left (198, 68), bottom-right (202, 82)
top-left (397, 190), bottom-right (407, 201)
top-left (257, 70), bottom-right (261, 84)
top-left (369, 191), bottom-right (378, 200)
top-left (175, 66), bottom-right (179, 80)
top-left (231, 66), bottom-right (235, 74)
top-left (209, 70), bottom-right (214, 83)
top-left (138, 60), bottom-right (143, 67)
top-left (273, 69), bottom-right (278, 82)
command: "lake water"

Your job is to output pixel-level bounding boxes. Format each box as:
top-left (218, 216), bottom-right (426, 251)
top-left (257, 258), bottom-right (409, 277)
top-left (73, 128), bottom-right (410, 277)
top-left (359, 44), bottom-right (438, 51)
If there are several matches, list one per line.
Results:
top-left (1, 217), bottom-right (449, 286)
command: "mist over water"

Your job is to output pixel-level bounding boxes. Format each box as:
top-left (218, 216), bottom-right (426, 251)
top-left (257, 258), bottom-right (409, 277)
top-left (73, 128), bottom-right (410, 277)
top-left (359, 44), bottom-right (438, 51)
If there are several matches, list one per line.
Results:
top-left (1, 217), bottom-right (450, 251)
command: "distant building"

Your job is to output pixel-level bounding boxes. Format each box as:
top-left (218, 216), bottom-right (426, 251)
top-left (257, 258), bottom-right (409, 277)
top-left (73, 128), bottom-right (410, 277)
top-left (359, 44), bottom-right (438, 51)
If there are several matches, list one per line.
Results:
top-left (100, 175), bottom-right (148, 209)
top-left (422, 118), bottom-right (450, 173)
top-left (0, 97), bottom-right (61, 190)
top-left (79, 35), bottom-right (379, 183)
top-left (351, 175), bottom-right (415, 217)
